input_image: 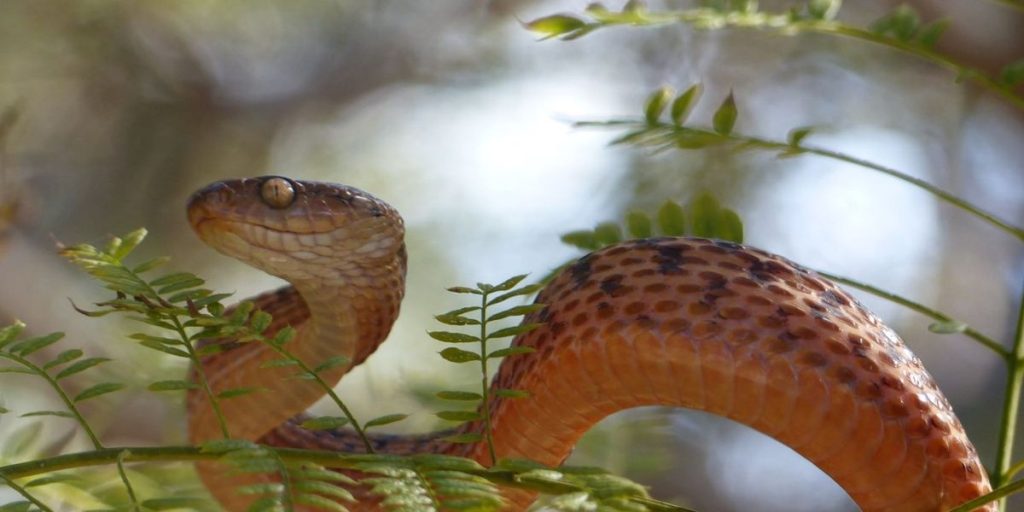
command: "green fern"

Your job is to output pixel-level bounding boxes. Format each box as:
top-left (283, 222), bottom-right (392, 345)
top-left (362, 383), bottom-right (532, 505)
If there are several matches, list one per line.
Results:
top-left (430, 275), bottom-right (543, 464)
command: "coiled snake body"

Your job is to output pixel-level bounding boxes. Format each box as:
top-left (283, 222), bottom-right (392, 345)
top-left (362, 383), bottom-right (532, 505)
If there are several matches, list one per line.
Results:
top-left (187, 177), bottom-right (992, 511)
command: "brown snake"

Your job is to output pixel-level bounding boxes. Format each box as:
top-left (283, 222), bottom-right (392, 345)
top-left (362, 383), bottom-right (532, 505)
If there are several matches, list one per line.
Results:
top-left (186, 176), bottom-right (993, 511)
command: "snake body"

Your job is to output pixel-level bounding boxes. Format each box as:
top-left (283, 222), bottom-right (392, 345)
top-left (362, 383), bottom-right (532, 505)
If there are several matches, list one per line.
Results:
top-left (187, 177), bottom-right (993, 511)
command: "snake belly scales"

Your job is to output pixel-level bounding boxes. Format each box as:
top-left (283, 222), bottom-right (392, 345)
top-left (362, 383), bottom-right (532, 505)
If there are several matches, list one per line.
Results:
top-left (185, 176), bottom-right (993, 512)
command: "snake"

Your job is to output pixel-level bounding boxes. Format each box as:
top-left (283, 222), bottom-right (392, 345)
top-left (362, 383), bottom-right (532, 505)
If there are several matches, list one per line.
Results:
top-left (186, 176), bottom-right (993, 512)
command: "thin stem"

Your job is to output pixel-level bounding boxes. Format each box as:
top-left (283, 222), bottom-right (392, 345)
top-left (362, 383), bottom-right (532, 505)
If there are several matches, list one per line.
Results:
top-left (949, 477), bottom-right (1024, 512)
top-left (178, 319), bottom-right (231, 440)
top-left (480, 291), bottom-right (497, 466)
top-left (0, 352), bottom-right (104, 449)
top-left (267, 341), bottom-right (375, 453)
top-left (580, 120), bottom-right (1024, 242)
top-left (818, 271), bottom-right (1009, 359)
top-left (559, 8), bottom-right (1024, 110)
top-left (0, 472), bottom-right (54, 512)
top-left (994, 278), bottom-right (1024, 492)
top-left (115, 450), bottom-right (141, 512)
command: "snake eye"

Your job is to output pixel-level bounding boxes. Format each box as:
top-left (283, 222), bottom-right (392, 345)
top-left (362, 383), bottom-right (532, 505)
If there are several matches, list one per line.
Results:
top-left (260, 177), bottom-right (296, 209)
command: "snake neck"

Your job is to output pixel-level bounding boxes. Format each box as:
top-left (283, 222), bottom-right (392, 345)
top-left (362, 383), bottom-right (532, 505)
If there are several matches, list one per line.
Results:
top-left (189, 246), bottom-right (407, 443)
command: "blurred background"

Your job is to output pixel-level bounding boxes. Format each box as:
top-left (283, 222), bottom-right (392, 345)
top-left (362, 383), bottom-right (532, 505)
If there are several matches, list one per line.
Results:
top-left (0, 0), bottom-right (1022, 510)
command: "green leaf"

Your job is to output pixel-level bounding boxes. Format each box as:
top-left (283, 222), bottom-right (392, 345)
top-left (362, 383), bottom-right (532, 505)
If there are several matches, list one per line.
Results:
top-left (301, 416), bottom-right (351, 431)
top-left (157, 277), bottom-right (205, 295)
top-left (429, 331), bottom-right (481, 344)
top-left (670, 84), bottom-right (702, 125)
top-left (147, 380), bottom-right (197, 391)
top-left (218, 387), bottom-right (265, 399)
top-left (436, 410), bottom-right (482, 422)
top-left (674, 130), bottom-right (726, 149)
top-left (24, 473), bottom-right (79, 487)
top-left (593, 222), bottom-right (622, 246)
top-left (447, 286), bottom-right (483, 295)
top-left (314, 355), bottom-right (350, 373)
top-left (294, 493), bottom-right (350, 511)
top-left (0, 321), bottom-right (26, 347)
top-left (55, 357), bottom-right (111, 380)
top-left (440, 347), bottom-right (481, 363)
top-left (21, 410), bottom-right (75, 418)
top-left (131, 256), bottom-right (171, 274)
top-left (10, 332), bottom-right (64, 356)
top-left (807, 0), bottom-right (841, 20)
top-left (73, 382), bottom-right (124, 402)
top-left (560, 231), bottom-right (599, 251)
top-left (364, 413), bottom-right (409, 428)
top-left (167, 288), bottom-right (211, 303)
top-left (644, 86), bottom-right (673, 124)
top-left (687, 193), bottom-right (721, 238)
top-left (138, 340), bottom-right (190, 358)
top-left (436, 390), bottom-right (483, 401)
top-left (787, 126), bottom-right (813, 146)
top-left (0, 405), bottom-right (7, 414)
top-left (435, 307), bottom-right (482, 326)
top-left (711, 91), bottom-right (737, 135)
top-left (149, 271), bottom-right (198, 287)
top-left (626, 212), bottom-right (652, 238)
top-left (487, 323), bottom-right (542, 340)
top-left (140, 497), bottom-right (211, 510)
top-left (128, 333), bottom-right (182, 345)
top-left (1000, 59), bottom-right (1024, 87)
top-left (488, 283), bottom-right (544, 306)
top-left (489, 304), bottom-right (545, 322)
top-left (0, 366), bottom-right (34, 375)
top-left (524, 14), bottom-right (587, 39)
top-left (260, 358), bottom-right (299, 369)
top-left (656, 200), bottom-right (686, 236)
top-left (490, 274), bottom-right (529, 292)
top-left (488, 346), bottom-right (537, 359)
top-left (494, 389), bottom-right (531, 399)
top-left (43, 349), bottom-right (84, 369)
top-left (0, 501), bottom-right (31, 512)
top-left (717, 209), bottom-right (745, 243)
top-left (929, 320), bottom-right (968, 334)
top-left (111, 228), bottom-right (147, 259)
top-left (917, 20), bottom-right (947, 48)
top-left (441, 433), bottom-right (484, 444)
top-left (250, 311), bottom-right (272, 334)
top-left (271, 326), bottom-right (296, 346)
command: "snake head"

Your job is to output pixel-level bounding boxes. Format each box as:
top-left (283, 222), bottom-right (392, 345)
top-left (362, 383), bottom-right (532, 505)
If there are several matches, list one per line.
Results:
top-left (187, 176), bottom-right (405, 283)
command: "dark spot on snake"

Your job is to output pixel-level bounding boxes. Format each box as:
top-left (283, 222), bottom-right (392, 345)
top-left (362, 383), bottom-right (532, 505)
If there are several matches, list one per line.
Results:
top-left (713, 240), bottom-right (743, 251)
top-left (621, 257), bottom-right (644, 266)
top-left (692, 321), bottom-right (722, 339)
top-left (745, 295), bottom-right (773, 306)
top-left (631, 268), bottom-right (657, 278)
top-left (654, 300), bottom-right (679, 312)
top-left (644, 283), bottom-right (669, 293)
top-left (880, 374), bottom-right (904, 391)
top-left (571, 313), bottom-right (589, 327)
top-left (624, 302), bottom-right (646, 315)
top-left (716, 261), bottom-right (742, 271)
top-left (831, 366), bottom-right (857, 385)
top-left (677, 284), bottom-right (702, 294)
top-left (777, 304), bottom-right (804, 317)
top-left (688, 302), bottom-right (712, 315)
top-left (855, 381), bottom-right (883, 400)
top-left (857, 359), bottom-right (880, 373)
top-left (596, 302), bottom-right (615, 319)
top-left (600, 275), bottom-right (625, 296)
top-left (799, 351), bottom-right (828, 367)
top-left (570, 254), bottom-right (594, 289)
top-left (665, 318), bottom-right (691, 333)
top-left (550, 321), bottom-right (567, 336)
top-left (655, 244), bottom-right (685, 275)
top-left (719, 307), bottom-right (749, 320)
top-left (635, 315), bottom-right (657, 329)
top-left (765, 336), bottom-right (796, 354)
top-left (766, 284), bottom-right (795, 299)
top-left (697, 244), bottom-right (728, 255)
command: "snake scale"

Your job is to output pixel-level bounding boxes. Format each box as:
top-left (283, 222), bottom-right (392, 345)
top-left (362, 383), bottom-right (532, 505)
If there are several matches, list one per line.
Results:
top-left (186, 176), bottom-right (993, 511)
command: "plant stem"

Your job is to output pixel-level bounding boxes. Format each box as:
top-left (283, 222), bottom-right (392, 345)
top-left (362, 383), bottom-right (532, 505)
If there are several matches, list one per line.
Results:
top-left (0, 472), bottom-right (54, 512)
top-left (480, 291), bottom-right (497, 466)
top-left (267, 341), bottom-right (375, 453)
top-left (950, 477), bottom-right (1024, 512)
top-left (0, 352), bottom-right (104, 449)
top-left (994, 278), bottom-right (1024, 495)
top-left (818, 271), bottom-right (1009, 359)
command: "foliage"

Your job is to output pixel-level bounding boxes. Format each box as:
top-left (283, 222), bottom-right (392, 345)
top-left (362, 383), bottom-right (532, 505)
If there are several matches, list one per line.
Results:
top-left (0, 229), bottom-right (686, 511)
top-left (430, 275), bottom-right (543, 464)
